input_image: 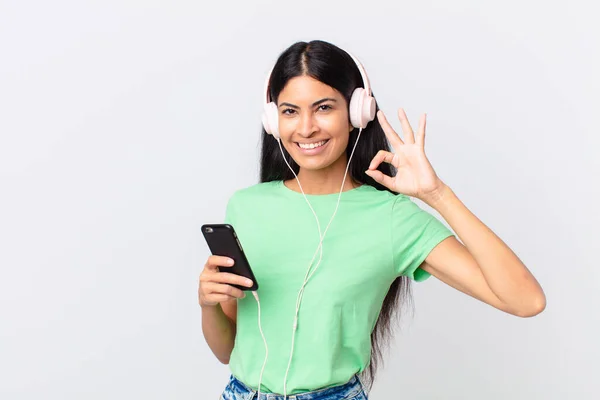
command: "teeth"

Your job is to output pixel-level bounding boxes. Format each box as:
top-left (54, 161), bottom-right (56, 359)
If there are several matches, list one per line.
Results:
top-left (298, 140), bottom-right (327, 149)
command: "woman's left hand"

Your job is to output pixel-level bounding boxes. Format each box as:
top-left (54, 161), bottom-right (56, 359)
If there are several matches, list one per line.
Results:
top-left (365, 108), bottom-right (447, 203)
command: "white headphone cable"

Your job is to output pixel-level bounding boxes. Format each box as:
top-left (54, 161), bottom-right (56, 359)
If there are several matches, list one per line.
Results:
top-left (253, 128), bottom-right (363, 400)
top-left (251, 140), bottom-right (324, 400)
top-left (251, 290), bottom-right (268, 400)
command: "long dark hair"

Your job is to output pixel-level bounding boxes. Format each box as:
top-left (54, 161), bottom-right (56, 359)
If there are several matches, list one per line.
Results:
top-left (258, 40), bottom-right (412, 392)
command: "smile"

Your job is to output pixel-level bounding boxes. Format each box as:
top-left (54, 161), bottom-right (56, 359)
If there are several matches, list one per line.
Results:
top-left (296, 139), bottom-right (329, 149)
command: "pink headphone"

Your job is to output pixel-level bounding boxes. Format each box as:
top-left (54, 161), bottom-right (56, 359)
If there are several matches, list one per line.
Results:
top-left (261, 49), bottom-right (376, 139)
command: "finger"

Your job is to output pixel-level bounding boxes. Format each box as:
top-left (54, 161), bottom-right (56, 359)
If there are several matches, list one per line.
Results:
top-left (397, 108), bottom-right (415, 144)
top-left (206, 255), bottom-right (235, 271)
top-left (208, 294), bottom-right (237, 303)
top-left (207, 282), bottom-right (246, 299)
top-left (416, 113), bottom-right (426, 147)
top-left (213, 272), bottom-right (254, 288)
top-left (377, 110), bottom-right (404, 148)
top-left (368, 150), bottom-right (395, 170)
top-left (365, 168), bottom-right (396, 189)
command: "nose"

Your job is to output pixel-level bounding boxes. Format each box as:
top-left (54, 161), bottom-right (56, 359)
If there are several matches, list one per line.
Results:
top-left (295, 111), bottom-right (318, 138)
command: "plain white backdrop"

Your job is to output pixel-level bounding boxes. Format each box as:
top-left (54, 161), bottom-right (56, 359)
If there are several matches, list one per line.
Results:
top-left (1, 1), bottom-right (598, 399)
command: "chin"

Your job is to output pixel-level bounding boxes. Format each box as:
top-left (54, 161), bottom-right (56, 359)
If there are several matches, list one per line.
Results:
top-left (293, 153), bottom-right (346, 172)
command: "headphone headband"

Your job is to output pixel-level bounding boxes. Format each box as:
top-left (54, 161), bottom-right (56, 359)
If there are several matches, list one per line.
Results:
top-left (264, 48), bottom-right (372, 104)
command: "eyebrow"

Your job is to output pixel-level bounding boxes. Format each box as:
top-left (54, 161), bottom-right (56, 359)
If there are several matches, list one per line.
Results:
top-left (278, 98), bottom-right (337, 109)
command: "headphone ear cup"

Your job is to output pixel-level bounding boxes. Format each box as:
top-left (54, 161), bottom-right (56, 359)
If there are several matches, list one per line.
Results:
top-left (362, 95), bottom-right (376, 126)
top-left (349, 88), bottom-right (376, 129)
top-left (349, 88), bottom-right (365, 128)
top-left (262, 102), bottom-right (280, 139)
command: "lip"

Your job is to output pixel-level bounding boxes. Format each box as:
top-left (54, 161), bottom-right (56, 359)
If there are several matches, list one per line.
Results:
top-left (295, 139), bottom-right (330, 155)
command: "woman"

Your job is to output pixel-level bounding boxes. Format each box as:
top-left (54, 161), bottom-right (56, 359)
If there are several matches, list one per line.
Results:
top-left (199, 40), bottom-right (546, 400)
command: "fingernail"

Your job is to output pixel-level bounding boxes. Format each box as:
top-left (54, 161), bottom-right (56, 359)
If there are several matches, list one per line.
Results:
top-left (227, 259), bottom-right (234, 265)
top-left (245, 279), bottom-right (253, 286)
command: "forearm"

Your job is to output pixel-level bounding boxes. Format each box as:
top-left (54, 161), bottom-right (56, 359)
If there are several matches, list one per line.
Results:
top-left (201, 304), bottom-right (236, 364)
top-left (423, 184), bottom-right (546, 314)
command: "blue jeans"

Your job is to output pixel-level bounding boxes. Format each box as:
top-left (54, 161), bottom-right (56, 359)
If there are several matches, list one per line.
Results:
top-left (219, 373), bottom-right (368, 400)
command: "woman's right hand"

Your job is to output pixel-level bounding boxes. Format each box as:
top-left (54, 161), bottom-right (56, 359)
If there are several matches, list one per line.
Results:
top-left (198, 255), bottom-right (254, 308)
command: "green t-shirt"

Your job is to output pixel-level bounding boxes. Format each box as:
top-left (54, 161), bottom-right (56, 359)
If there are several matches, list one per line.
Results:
top-left (223, 180), bottom-right (454, 394)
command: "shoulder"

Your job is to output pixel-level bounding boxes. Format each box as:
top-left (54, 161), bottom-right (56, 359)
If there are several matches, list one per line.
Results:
top-left (366, 189), bottom-right (426, 220)
top-left (391, 192), bottom-right (423, 212)
top-left (390, 192), bottom-right (448, 232)
top-left (227, 181), bottom-right (280, 205)
top-left (357, 185), bottom-right (411, 209)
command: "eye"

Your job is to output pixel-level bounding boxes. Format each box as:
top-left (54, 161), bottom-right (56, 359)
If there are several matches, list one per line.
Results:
top-left (281, 104), bottom-right (332, 115)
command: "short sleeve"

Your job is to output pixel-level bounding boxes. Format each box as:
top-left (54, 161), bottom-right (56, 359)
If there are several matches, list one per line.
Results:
top-left (391, 194), bottom-right (454, 282)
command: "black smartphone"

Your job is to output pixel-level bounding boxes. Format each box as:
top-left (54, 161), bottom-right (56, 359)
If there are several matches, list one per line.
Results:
top-left (201, 223), bottom-right (259, 291)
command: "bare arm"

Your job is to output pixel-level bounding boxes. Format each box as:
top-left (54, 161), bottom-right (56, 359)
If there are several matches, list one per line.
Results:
top-left (201, 302), bottom-right (236, 364)
top-left (365, 108), bottom-right (545, 317)
top-left (421, 185), bottom-right (546, 317)
top-left (199, 256), bottom-right (251, 364)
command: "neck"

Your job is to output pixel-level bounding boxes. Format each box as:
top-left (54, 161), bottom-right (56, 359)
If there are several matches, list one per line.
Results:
top-left (284, 155), bottom-right (360, 195)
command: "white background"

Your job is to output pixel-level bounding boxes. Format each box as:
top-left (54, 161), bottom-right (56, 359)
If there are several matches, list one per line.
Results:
top-left (1, 1), bottom-right (598, 399)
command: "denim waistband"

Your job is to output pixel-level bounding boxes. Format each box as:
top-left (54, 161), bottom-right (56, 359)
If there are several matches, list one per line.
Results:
top-left (222, 373), bottom-right (366, 400)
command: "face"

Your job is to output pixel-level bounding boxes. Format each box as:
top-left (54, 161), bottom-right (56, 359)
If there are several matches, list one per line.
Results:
top-left (276, 75), bottom-right (353, 172)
